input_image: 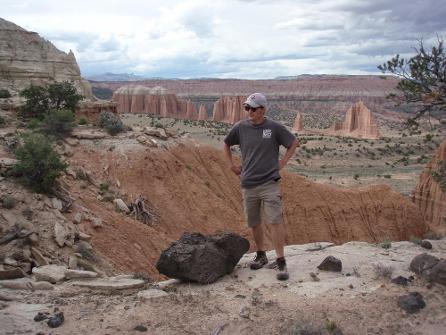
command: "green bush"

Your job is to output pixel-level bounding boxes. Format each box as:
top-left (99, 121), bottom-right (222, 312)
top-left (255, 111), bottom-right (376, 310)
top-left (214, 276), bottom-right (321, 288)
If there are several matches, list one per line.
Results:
top-left (97, 111), bottom-right (123, 135)
top-left (78, 117), bottom-right (88, 125)
top-left (41, 109), bottom-right (76, 138)
top-left (19, 81), bottom-right (83, 120)
top-left (11, 133), bottom-right (67, 194)
top-left (26, 118), bottom-right (41, 130)
top-left (0, 89), bottom-right (11, 99)
top-left (1, 195), bottom-right (17, 209)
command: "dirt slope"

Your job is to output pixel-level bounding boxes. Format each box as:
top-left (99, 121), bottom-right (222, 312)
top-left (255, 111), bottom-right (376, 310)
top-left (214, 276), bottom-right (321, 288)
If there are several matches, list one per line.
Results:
top-left (64, 137), bottom-right (426, 278)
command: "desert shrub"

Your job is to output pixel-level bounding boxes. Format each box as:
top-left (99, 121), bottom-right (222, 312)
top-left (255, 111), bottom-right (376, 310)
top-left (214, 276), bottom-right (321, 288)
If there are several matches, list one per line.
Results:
top-left (11, 133), bottom-right (67, 194)
top-left (325, 320), bottom-right (338, 332)
top-left (26, 118), bottom-right (41, 130)
top-left (97, 111), bottom-right (123, 135)
top-left (40, 109), bottom-right (76, 138)
top-left (431, 161), bottom-right (446, 192)
top-left (353, 174), bottom-right (359, 180)
top-left (78, 116), bottom-right (88, 125)
top-left (383, 174), bottom-right (392, 179)
top-left (1, 195), bottom-right (17, 209)
top-left (0, 89), bottom-right (11, 98)
top-left (380, 240), bottom-right (392, 249)
top-left (0, 115), bottom-right (5, 127)
top-left (99, 182), bottom-right (109, 194)
top-left (19, 81), bottom-right (82, 120)
top-left (372, 263), bottom-right (394, 279)
top-left (410, 236), bottom-right (422, 245)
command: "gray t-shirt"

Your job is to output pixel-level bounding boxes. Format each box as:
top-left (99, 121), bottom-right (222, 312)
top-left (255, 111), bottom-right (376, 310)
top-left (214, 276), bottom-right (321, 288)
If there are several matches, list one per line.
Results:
top-left (224, 118), bottom-right (296, 188)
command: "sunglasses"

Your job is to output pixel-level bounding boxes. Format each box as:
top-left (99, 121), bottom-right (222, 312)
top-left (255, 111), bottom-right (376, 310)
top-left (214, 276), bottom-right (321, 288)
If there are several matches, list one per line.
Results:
top-left (244, 105), bottom-right (262, 112)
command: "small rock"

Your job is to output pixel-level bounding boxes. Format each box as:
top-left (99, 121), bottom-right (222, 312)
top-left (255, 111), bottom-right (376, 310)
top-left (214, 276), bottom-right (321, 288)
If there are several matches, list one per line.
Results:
top-left (317, 256), bottom-right (342, 272)
top-left (0, 268), bottom-right (24, 280)
top-left (90, 217), bottom-right (103, 228)
top-left (73, 212), bottom-right (83, 224)
top-left (309, 272), bottom-right (320, 281)
top-left (51, 198), bottom-right (63, 211)
top-left (32, 265), bottom-right (67, 283)
top-left (134, 325), bottom-right (148, 332)
top-left (78, 232), bottom-right (92, 242)
top-left (421, 240), bottom-right (433, 249)
top-left (65, 269), bottom-right (98, 279)
top-left (31, 247), bottom-right (49, 266)
top-left (348, 284), bottom-right (354, 289)
top-left (239, 306), bottom-right (250, 319)
top-left (34, 312), bottom-right (48, 322)
top-left (68, 255), bottom-right (78, 269)
top-left (71, 276), bottom-right (145, 290)
top-left (4, 257), bottom-right (19, 267)
top-left (47, 312), bottom-right (64, 328)
top-left (137, 289), bottom-right (169, 301)
top-left (398, 292), bottom-right (426, 314)
top-left (54, 221), bottom-right (75, 247)
top-left (113, 198), bottom-right (130, 213)
top-left (391, 276), bottom-right (409, 286)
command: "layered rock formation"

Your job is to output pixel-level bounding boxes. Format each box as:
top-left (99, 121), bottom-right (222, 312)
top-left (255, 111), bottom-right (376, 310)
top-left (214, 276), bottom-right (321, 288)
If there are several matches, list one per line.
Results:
top-left (112, 85), bottom-right (196, 119)
top-left (293, 111), bottom-right (303, 132)
top-left (212, 96), bottom-right (247, 124)
top-left (413, 139), bottom-right (446, 234)
top-left (328, 101), bottom-right (380, 139)
top-left (77, 100), bottom-right (118, 124)
top-left (0, 18), bottom-right (92, 98)
top-left (198, 104), bottom-right (207, 120)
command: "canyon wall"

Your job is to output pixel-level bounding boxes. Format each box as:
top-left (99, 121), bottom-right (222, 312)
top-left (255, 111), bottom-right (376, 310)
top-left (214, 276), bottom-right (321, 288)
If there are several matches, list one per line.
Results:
top-left (112, 85), bottom-right (197, 119)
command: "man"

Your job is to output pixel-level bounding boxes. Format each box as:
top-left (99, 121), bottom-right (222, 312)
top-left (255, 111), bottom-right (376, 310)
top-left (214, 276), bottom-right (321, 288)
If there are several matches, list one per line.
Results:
top-left (223, 93), bottom-right (299, 281)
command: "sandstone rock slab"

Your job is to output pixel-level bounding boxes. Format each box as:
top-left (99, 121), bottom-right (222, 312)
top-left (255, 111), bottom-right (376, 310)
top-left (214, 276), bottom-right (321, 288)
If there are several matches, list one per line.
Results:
top-left (65, 269), bottom-right (98, 279)
top-left (71, 276), bottom-right (145, 290)
top-left (113, 198), bottom-right (130, 213)
top-left (32, 265), bottom-right (67, 283)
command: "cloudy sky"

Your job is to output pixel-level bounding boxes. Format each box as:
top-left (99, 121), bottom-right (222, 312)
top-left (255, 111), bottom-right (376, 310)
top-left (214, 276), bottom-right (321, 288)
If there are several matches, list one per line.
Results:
top-left (2, 0), bottom-right (446, 78)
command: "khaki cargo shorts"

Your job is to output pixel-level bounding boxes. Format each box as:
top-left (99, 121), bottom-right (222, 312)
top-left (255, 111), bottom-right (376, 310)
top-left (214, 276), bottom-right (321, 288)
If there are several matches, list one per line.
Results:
top-left (241, 179), bottom-right (283, 228)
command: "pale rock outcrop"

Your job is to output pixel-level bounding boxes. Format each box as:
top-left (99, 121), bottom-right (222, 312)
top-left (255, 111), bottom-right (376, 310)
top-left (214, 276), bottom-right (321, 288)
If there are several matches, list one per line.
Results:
top-left (112, 85), bottom-right (195, 119)
top-left (293, 112), bottom-right (303, 132)
top-left (328, 101), bottom-right (380, 139)
top-left (212, 96), bottom-right (247, 124)
top-left (198, 104), bottom-right (207, 120)
top-left (77, 100), bottom-right (118, 124)
top-left (413, 139), bottom-right (446, 234)
top-left (0, 18), bottom-right (92, 98)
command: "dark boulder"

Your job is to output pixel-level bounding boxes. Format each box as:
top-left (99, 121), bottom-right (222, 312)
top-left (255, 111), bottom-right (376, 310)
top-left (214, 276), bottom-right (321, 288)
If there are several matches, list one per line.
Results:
top-left (431, 260), bottom-right (446, 286)
top-left (420, 240), bottom-right (433, 250)
top-left (410, 253), bottom-right (439, 275)
top-left (156, 232), bottom-right (249, 284)
top-left (317, 256), bottom-right (342, 272)
top-left (47, 312), bottom-right (64, 328)
top-left (398, 292), bottom-right (426, 313)
top-left (391, 276), bottom-right (409, 286)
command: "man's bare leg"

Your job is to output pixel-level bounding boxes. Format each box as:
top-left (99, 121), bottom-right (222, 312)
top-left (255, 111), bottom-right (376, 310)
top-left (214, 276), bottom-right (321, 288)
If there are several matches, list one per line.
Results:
top-left (270, 223), bottom-right (286, 258)
top-left (251, 223), bottom-right (265, 251)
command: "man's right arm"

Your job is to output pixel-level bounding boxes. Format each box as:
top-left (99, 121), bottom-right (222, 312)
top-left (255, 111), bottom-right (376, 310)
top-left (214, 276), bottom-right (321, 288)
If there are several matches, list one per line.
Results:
top-left (223, 143), bottom-right (241, 176)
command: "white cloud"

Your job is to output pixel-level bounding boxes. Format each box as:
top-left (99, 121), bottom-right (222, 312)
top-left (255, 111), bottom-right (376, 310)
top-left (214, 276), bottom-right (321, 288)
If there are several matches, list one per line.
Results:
top-left (1, 0), bottom-right (445, 78)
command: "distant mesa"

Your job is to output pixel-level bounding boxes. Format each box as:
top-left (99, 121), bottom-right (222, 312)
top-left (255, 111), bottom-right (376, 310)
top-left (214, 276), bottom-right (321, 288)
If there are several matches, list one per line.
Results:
top-left (0, 18), bottom-right (92, 99)
top-left (327, 101), bottom-right (380, 139)
top-left (413, 139), bottom-right (446, 235)
top-left (293, 111), bottom-right (303, 132)
top-left (212, 96), bottom-right (247, 124)
top-left (112, 85), bottom-right (197, 119)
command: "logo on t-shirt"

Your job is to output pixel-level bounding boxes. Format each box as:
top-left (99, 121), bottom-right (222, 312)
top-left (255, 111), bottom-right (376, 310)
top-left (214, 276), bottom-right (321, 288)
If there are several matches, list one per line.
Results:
top-left (262, 129), bottom-right (272, 139)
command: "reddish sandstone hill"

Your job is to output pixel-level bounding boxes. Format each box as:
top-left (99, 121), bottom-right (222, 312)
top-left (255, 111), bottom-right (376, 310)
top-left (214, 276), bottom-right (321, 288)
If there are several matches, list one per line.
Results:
top-left (65, 139), bottom-right (426, 278)
top-left (413, 139), bottom-right (446, 234)
top-left (212, 95), bottom-right (247, 123)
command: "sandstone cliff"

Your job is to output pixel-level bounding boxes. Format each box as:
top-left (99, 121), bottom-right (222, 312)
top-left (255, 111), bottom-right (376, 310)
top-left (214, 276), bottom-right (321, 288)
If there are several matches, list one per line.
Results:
top-left (198, 104), bottom-right (207, 120)
top-left (413, 139), bottom-right (446, 234)
top-left (327, 101), bottom-right (380, 139)
top-left (293, 111), bottom-right (303, 132)
top-left (112, 85), bottom-right (196, 119)
top-left (0, 18), bottom-right (92, 98)
top-left (212, 96), bottom-right (247, 123)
